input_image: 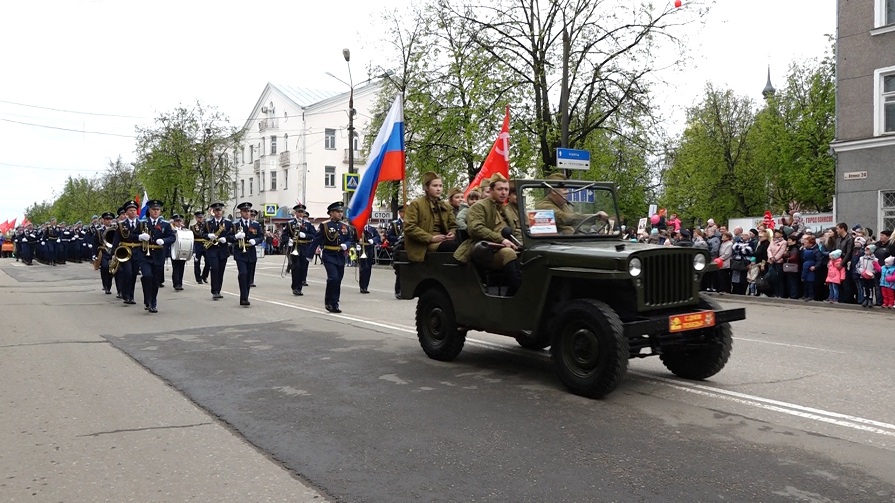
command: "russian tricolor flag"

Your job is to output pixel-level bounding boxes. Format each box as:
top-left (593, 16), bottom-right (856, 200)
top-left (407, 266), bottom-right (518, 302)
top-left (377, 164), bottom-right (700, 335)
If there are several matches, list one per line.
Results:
top-left (348, 96), bottom-right (405, 233)
top-left (138, 189), bottom-right (150, 218)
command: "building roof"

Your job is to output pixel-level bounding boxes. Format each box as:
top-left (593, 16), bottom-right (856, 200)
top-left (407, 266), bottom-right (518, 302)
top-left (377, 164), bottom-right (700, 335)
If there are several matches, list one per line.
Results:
top-left (270, 84), bottom-right (343, 107)
top-left (762, 67), bottom-right (776, 98)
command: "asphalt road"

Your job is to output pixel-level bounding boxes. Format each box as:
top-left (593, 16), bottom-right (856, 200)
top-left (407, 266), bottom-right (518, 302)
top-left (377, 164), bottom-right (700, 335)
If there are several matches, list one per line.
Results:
top-left (2, 255), bottom-right (894, 502)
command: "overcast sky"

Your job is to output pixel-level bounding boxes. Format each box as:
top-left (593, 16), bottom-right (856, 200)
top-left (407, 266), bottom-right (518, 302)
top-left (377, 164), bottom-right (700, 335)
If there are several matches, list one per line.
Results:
top-left (0, 0), bottom-right (835, 223)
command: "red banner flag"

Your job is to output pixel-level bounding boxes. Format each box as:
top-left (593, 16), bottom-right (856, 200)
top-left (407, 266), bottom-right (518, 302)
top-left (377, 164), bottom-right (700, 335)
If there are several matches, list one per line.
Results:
top-left (9, 218), bottom-right (16, 229)
top-left (0, 220), bottom-right (9, 233)
top-left (464, 106), bottom-right (510, 197)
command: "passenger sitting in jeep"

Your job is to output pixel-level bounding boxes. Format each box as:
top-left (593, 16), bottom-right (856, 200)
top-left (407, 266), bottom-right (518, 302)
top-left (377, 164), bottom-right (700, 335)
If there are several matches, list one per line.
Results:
top-left (453, 172), bottom-right (523, 295)
top-left (534, 172), bottom-right (590, 234)
top-left (404, 171), bottom-right (458, 262)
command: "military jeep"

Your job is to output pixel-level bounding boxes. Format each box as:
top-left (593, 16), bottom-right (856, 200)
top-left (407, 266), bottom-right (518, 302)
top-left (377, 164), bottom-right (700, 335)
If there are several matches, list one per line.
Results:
top-left (395, 178), bottom-right (745, 398)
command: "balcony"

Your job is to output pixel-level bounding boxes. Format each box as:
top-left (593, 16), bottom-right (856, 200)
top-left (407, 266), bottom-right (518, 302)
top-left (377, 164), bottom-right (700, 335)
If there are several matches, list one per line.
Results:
top-left (258, 118), bottom-right (279, 132)
top-left (343, 149), bottom-right (367, 165)
top-left (279, 150), bottom-right (291, 167)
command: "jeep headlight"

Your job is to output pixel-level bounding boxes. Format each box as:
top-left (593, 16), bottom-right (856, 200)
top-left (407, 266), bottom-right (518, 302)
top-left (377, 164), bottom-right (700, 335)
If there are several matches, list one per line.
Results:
top-left (628, 257), bottom-right (642, 277)
top-left (693, 254), bottom-right (706, 271)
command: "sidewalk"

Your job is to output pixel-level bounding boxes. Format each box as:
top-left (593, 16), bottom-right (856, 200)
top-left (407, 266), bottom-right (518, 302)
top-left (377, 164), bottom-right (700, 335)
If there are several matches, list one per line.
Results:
top-left (706, 290), bottom-right (894, 313)
top-left (0, 263), bottom-right (327, 502)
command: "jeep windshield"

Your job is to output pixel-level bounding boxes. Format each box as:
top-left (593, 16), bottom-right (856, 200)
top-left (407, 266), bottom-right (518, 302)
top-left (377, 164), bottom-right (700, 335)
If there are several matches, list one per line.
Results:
top-left (519, 181), bottom-right (622, 238)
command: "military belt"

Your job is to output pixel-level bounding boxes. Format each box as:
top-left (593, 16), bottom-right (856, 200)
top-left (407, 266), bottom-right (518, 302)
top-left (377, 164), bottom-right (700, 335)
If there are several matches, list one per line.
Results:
top-left (296, 240), bottom-right (311, 244)
top-left (195, 238), bottom-right (208, 243)
top-left (323, 245), bottom-right (342, 251)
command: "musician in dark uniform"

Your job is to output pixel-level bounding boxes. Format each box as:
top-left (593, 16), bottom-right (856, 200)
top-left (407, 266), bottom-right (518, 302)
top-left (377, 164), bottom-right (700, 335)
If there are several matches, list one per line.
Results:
top-left (20, 224), bottom-right (37, 265)
top-left (283, 204), bottom-right (316, 296)
top-left (112, 201), bottom-right (142, 305)
top-left (387, 205), bottom-right (405, 298)
top-left (358, 222), bottom-right (381, 294)
top-left (204, 202), bottom-right (233, 300)
top-left (136, 200), bottom-right (176, 313)
top-left (169, 214), bottom-right (187, 291)
top-left (191, 210), bottom-right (210, 284)
top-left (94, 212), bottom-right (115, 294)
top-left (44, 218), bottom-right (59, 265)
top-left (248, 208), bottom-right (260, 287)
top-left (310, 201), bottom-right (350, 313)
top-left (230, 202), bottom-right (263, 306)
top-left (113, 207), bottom-right (126, 298)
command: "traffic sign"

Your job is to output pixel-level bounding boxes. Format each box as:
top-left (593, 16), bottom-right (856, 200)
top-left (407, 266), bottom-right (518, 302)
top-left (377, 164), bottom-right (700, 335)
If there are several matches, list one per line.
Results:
top-left (372, 211), bottom-right (393, 220)
top-left (263, 203), bottom-right (278, 216)
top-left (556, 148), bottom-right (591, 170)
top-left (343, 173), bottom-right (360, 192)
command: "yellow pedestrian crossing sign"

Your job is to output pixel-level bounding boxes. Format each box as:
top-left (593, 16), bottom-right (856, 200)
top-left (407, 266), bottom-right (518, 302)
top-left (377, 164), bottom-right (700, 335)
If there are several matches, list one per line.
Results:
top-left (343, 173), bottom-right (360, 192)
top-left (264, 203), bottom-right (278, 216)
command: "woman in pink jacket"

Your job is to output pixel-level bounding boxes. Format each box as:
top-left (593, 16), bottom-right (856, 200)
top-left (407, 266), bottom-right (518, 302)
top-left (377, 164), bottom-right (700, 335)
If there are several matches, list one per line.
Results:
top-left (766, 228), bottom-right (788, 298)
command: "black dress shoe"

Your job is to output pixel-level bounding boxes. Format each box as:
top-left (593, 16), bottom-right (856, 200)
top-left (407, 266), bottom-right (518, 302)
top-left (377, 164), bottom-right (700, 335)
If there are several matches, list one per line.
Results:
top-left (148, 307), bottom-right (158, 313)
top-left (331, 305), bottom-right (342, 313)
top-left (174, 286), bottom-right (183, 291)
top-left (125, 299), bottom-right (136, 305)
top-left (303, 281), bottom-right (309, 286)
top-left (395, 292), bottom-right (402, 299)
top-left (203, 278), bottom-right (209, 284)
top-left (360, 289), bottom-right (369, 294)
top-left (250, 284), bottom-right (256, 288)
top-left (325, 304), bottom-right (334, 312)
top-left (240, 299), bottom-right (250, 306)
top-left (144, 305), bottom-right (149, 310)
top-left (116, 293), bottom-right (122, 299)
top-left (293, 289), bottom-right (303, 296)
top-left (158, 283), bottom-right (165, 288)
top-left (104, 290), bottom-right (111, 295)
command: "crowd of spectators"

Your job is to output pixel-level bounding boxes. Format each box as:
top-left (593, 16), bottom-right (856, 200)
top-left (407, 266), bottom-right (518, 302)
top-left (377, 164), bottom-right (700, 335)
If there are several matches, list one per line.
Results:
top-left (634, 212), bottom-right (895, 308)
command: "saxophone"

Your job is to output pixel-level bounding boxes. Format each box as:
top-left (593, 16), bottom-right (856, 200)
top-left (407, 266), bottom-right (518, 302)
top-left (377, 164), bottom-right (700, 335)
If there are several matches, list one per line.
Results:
top-left (204, 221), bottom-right (224, 249)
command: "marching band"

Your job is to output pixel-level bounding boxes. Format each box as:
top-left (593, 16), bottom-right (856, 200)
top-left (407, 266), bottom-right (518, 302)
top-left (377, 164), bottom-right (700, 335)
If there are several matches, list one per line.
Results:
top-left (4, 200), bottom-right (407, 314)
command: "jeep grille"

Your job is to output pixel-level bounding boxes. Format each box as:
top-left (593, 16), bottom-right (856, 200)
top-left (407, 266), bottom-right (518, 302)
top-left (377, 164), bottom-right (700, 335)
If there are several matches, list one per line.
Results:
top-left (641, 252), bottom-right (694, 307)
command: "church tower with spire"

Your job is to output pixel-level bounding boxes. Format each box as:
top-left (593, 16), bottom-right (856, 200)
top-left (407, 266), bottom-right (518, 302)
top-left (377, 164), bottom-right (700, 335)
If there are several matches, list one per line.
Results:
top-left (762, 66), bottom-right (776, 99)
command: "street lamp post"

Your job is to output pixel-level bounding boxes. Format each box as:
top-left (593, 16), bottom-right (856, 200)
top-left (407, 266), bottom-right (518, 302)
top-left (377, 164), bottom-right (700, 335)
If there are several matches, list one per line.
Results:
top-left (327, 49), bottom-right (356, 207)
top-left (205, 127), bottom-right (213, 207)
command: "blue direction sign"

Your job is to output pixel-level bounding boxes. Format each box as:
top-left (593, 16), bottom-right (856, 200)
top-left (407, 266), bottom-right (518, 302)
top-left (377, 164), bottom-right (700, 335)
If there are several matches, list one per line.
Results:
top-left (556, 148), bottom-right (591, 170)
top-left (343, 173), bottom-right (360, 192)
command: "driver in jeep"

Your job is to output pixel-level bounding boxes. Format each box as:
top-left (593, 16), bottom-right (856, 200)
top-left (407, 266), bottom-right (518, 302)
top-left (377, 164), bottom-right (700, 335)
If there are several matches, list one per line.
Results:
top-left (534, 172), bottom-right (591, 234)
top-left (453, 172), bottom-right (523, 296)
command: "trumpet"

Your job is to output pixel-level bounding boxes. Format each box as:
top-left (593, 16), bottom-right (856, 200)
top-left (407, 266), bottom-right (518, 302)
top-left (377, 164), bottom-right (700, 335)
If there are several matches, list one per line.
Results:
top-left (236, 223), bottom-right (247, 253)
top-left (205, 225), bottom-right (223, 249)
top-left (289, 221), bottom-right (301, 256)
top-left (141, 222), bottom-right (152, 258)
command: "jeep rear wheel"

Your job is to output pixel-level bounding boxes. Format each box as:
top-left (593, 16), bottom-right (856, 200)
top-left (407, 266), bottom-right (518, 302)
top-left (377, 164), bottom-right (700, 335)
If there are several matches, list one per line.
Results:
top-left (551, 299), bottom-right (628, 398)
top-left (659, 296), bottom-right (733, 380)
top-left (416, 288), bottom-right (466, 361)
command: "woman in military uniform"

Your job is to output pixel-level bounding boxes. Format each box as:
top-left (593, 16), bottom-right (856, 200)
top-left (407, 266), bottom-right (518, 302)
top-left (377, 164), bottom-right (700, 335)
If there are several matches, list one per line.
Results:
top-left (404, 171), bottom-right (458, 262)
top-left (310, 201), bottom-right (350, 313)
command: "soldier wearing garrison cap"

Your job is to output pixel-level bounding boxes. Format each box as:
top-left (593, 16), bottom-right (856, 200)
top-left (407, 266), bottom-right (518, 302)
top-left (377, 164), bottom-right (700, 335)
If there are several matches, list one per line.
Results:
top-left (283, 203), bottom-right (316, 295)
top-left (454, 172), bottom-right (523, 296)
top-left (204, 202), bottom-right (233, 300)
top-left (310, 201), bottom-right (351, 312)
top-left (231, 202), bottom-right (263, 306)
top-left (535, 172), bottom-right (590, 234)
top-left (191, 210), bottom-right (210, 284)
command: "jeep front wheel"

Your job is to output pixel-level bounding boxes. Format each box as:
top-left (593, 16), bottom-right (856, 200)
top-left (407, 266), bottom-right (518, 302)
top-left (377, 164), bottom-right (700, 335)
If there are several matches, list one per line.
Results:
top-left (659, 295), bottom-right (733, 380)
top-left (416, 288), bottom-right (466, 361)
top-left (551, 299), bottom-right (628, 398)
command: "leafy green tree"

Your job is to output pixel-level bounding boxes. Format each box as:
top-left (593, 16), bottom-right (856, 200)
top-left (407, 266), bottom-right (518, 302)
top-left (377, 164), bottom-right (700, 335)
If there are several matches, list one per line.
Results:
top-left (24, 200), bottom-right (53, 226)
top-left (135, 102), bottom-right (244, 218)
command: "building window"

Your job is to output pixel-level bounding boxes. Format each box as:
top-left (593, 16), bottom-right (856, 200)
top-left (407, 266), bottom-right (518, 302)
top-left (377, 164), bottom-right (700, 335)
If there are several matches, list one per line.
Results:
top-left (325, 128), bottom-right (336, 150)
top-left (352, 131), bottom-right (360, 151)
top-left (883, 191), bottom-right (895, 232)
top-left (249, 145), bottom-right (254, 163)
top-left (876, 0), bottom-right (895, 27)
top-left (284, 133), bottom-right (289, 150)
top-left (240, 179), bottom-right (245, 198)
top-left (270, 170), bottom-right (277, 191)
top-left (876, 66), bottom-right (895, 135)
top-left (283, 169), bottom-right (288, 190)
top-left (260, 171), bottom-right (265, 192)
top-left (270, 135), bottom-right (277, 155)
top-left (249, 177), bottom-right (253, 196)
top-left (325, 165), bottom-right (336, 187)
top-left (261, 138), bottom-right (266, 156)
top-left (241, 146), bottom-right (245, 164)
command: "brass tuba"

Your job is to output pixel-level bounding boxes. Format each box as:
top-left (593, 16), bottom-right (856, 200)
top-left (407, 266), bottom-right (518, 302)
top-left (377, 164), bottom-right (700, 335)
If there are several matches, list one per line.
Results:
top-left (109, 246), bottom-right (131, 275)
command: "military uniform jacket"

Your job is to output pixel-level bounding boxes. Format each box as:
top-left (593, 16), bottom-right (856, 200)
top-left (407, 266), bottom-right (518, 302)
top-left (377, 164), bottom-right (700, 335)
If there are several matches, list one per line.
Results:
top-left (534, 196), bottom-right (582, 234)
top-left (454, 198), bottom-right (519, 263)
top-left (140, 218), bottom-right (176, 265)
top-left (360, 224), bottom-right (381, 252)
top-left (230, 218), bottom-right (263, 262)
top-left (404, 195), bottom-right (457, 262)
top-left (387, 218), bottom-right (404, 247)
top-left (204, 218), bottom-right (233, 259)
top-left (191, 222), bottom-right (208, 249)
top-left (282, 219), bottom-right (317, 256)
top-left (310, 220), bottom-right (350, 258)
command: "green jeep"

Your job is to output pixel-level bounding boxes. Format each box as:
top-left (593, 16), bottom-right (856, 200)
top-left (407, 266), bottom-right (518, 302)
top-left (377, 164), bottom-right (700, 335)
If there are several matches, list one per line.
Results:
top-left (395, 178), bottom-right (746, 398)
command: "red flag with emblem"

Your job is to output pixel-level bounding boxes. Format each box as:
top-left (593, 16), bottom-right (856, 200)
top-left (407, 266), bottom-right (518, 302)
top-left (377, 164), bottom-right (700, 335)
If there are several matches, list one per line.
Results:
top-left (464, 106), bottom-right (510, 197)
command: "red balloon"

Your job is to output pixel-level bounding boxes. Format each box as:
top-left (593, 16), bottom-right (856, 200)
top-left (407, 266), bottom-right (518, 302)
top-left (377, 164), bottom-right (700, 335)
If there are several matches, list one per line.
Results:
top-left (674, 0), bottom-right (682, 7)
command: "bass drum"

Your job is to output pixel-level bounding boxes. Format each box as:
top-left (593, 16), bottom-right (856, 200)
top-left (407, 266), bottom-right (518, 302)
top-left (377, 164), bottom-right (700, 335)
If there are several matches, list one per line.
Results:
top-left (171, 229), bottom-right (194, 261)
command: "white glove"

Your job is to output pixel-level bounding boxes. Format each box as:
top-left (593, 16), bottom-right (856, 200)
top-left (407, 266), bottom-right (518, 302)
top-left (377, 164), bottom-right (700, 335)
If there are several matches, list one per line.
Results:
top-left (138, 233), bottom-right (150, 242)
top-left (41, 241), bottom-right (46, 245)
top-left (207, 233), bottom-right (216, 240)
top-left (234, 231), bottom-right (246, 240)
top-left (156, 239), bottom-right (164, 246)
top-left (288, 239), bottom-right (294, 246)
top-left (91, 255), bottom-right (97, 261)
top-left (340, 243), bottom-right (348, 251)
top-left (88, 244), bottom-right (93, 249)
top-left (218, 237), bottom-right (227, 244)
top-left (248, 239), bottom-right (256, 246)
top-left (299, 232), bottom-right (306, 239)
top-left (368, 239), bottom-right (375, 245)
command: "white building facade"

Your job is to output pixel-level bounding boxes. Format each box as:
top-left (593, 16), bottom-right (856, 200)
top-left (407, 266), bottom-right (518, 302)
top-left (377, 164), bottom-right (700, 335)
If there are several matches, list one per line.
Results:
top-left (226, 81), bottom-right (382, 222)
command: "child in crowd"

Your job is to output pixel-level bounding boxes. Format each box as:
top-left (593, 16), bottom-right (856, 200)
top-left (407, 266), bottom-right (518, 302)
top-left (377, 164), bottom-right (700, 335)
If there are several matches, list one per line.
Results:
top-left (880, 256), bottom-right (895, 308)
top-left (855, 244), bottom-right (881, 308)
top-left (746, 256), bottom-right (760, 296)
top-left (825, 249), bottom-right (844, 303)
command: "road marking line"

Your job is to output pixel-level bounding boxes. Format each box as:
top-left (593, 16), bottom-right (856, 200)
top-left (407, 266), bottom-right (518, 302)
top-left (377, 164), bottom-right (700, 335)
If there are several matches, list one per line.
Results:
top-left (200, 287), bottom-right (895, 440)
top-left (735, 337), bottom-right (847, 354)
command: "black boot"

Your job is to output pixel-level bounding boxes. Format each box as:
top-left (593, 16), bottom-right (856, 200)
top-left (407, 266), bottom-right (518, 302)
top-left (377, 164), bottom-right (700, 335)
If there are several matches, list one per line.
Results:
top-left (502, 261), bottom-right (522, 297)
